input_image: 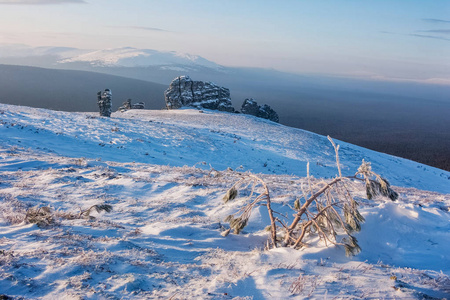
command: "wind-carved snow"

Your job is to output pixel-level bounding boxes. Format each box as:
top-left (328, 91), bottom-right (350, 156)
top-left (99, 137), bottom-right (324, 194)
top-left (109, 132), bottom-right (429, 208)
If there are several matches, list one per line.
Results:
top-left (0, 104), bottom-right (449, 299)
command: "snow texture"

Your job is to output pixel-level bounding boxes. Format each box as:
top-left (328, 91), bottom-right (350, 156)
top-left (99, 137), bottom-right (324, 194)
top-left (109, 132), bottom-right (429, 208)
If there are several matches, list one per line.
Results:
top-left (0, 103), bottom-right (449, 299)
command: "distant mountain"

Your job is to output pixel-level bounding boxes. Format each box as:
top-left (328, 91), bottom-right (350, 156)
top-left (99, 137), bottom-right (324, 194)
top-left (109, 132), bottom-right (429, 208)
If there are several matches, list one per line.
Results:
top-left (0, 44), bottom-right (223, 72)
top-left (0, 64), bottom-right (166, 112)
top-left (59, 47), bottom-right (223, 70)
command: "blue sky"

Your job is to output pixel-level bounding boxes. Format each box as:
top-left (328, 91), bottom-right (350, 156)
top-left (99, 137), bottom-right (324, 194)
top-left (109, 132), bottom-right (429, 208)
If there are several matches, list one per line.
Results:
top-left (0, 0), bottom-right (449, 83)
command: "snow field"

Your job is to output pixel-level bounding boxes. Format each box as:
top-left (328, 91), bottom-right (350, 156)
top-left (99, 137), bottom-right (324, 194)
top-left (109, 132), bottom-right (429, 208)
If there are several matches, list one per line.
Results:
top-left (0, 104), bottom-right (449, 299)
top-left (1, 104), bottom-right (448, 193)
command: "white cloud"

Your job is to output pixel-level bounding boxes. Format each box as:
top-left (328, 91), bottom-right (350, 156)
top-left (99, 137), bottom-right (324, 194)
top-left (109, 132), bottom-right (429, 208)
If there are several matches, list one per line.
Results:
top-left (422, 18), bottom-right (450, 24)
top-left (0, 0), bottom-right (86, 4)
top-left (107, 26), bottom-right (172, 33)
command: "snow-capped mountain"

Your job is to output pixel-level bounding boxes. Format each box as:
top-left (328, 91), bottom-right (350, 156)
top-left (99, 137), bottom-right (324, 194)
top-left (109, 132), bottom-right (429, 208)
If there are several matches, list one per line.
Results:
top-left (0, 104), bottom-right (449, 299)
top-left (0, 44), bottom-right (222, 70)
top-left (59, 47), bottom-right (223, 69)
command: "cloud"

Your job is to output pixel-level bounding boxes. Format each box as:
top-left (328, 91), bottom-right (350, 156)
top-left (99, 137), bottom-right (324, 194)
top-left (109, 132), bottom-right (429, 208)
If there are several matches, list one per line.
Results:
top-left (418, 29), bottom-right (450, 35)
top-left (409, 33), bottom-right (450, 42)
top-left (107, 26), bottom-right (171, 33)
top-left (0, 0), bottom-right (86, 4)
top-left (422, 18), bottom-right (450, 24)
top-left (127, 26), bottom-right (170, 32)
top-left (381, 31), bottom-right (450, 42)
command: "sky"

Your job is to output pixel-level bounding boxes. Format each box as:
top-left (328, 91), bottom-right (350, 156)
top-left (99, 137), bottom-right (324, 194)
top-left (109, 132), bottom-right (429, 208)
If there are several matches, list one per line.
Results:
top-left (0, 0), bottom-right (449, 83)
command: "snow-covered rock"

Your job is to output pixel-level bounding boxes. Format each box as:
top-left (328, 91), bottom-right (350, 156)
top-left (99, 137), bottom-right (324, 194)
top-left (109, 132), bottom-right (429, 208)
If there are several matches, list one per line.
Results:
top-left (241, 98), bottom-right (279, 122)
top-left (117, 99), bottom-right (145, 112)
top-left (97, 89), bottom-right (112, 117)
top-left (118, 99), bottom-right (132, 111)
top-left (131, 102), bottom-right (145, 109)
top-left (164, 75), bottom-right (235, 112)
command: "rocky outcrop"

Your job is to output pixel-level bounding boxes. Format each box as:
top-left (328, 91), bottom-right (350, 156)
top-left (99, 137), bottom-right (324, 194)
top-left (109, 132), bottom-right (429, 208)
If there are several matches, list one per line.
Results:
top-left (118, 99), bottom-right (145, 112)
top-left (241, 98), bottom-right (279, 123)
top-left (118, 99), bottom-right (132, 111)
top-left (97, 89), bottom-right (112, 117)
top-left (164, 76), bottom-right (234, 112)
top-left (131, 102), bottom-right (145, 109)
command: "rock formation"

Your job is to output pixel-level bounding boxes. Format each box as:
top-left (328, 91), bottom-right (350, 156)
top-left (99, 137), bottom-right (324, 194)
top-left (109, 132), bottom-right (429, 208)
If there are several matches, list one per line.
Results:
top-left (97, 89), bottom-right (112, 117)
top-left (118, 99), bottom-right (132, 111)
top-left (118, 99), bottom-right (145, 112)
top-left (241, 98), bottom-right (279, 123)
top-left (132, 102), bottom-right (145, 109)
top-left (164, 76), bottom-right (234, 112)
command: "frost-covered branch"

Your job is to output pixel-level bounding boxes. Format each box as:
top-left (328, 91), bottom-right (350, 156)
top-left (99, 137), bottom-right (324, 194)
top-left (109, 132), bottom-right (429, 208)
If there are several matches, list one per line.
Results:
top-left (221, 137), bottom-right (398, 256)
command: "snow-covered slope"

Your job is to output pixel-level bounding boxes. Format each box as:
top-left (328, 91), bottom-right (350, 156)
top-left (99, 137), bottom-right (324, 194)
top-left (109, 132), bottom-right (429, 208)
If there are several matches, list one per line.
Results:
top-left (0, 104), bottom-right (449, 299)
top-left (1, 104), bottom-right (448, 193)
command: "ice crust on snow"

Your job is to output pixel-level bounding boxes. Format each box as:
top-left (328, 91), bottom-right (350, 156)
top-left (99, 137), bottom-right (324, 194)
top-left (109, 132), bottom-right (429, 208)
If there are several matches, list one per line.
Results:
top-left (0, 103), bottom-right (449, 299)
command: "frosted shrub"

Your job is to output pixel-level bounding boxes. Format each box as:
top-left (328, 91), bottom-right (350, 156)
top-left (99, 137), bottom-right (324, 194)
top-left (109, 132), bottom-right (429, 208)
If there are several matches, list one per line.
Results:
top-left (25, 206), bottom-right (55, 227)
top-left (23, 204), bottom-right (113, 227)
top-left (222, 136), bottom-right (398, 256)
top-left (74, 157), bottom-right (88, 167)
top-left (78, 204), bottom-right (113, 220)
top-left (58, 203), bottom-right (113, 220)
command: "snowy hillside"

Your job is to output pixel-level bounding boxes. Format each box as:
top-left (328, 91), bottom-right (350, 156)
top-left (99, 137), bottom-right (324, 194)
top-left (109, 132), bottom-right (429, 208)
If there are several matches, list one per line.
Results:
top-left (0, 103), bottom-right (449, 299)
